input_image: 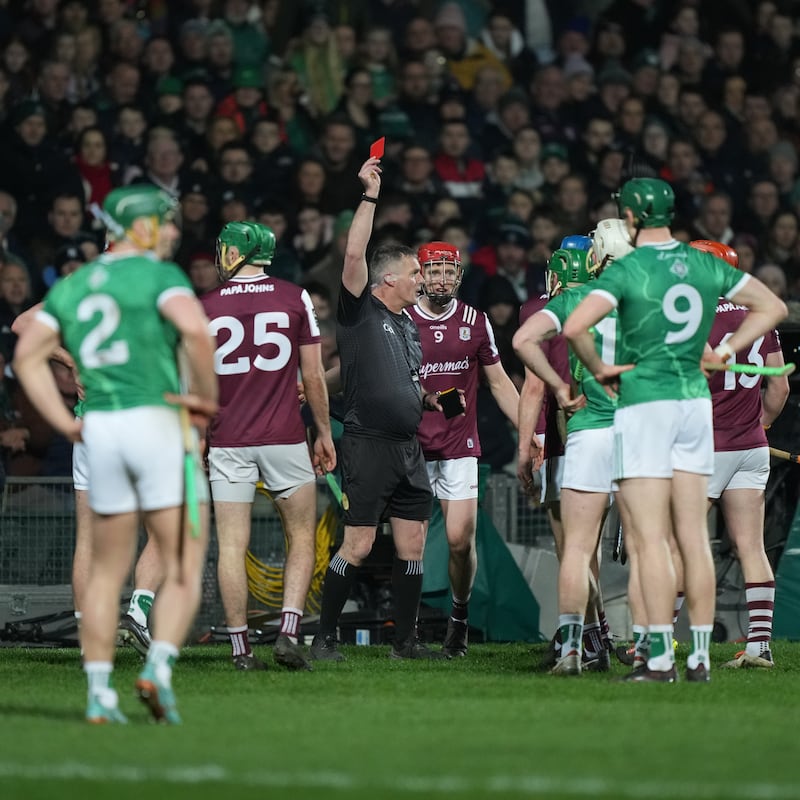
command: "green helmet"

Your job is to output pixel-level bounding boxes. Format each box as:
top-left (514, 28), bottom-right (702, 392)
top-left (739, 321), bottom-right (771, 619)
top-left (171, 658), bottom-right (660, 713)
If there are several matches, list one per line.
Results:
top-left (242, 222), bottom-right (276, 266)
top-left (216, 220), bottom-right (260, 279)
top-left (102, 185), bottom-right (177, 238)
top-left (617, 178), bottom-right (675, 228)
top-left (547, 248), bottom-right (596, 295)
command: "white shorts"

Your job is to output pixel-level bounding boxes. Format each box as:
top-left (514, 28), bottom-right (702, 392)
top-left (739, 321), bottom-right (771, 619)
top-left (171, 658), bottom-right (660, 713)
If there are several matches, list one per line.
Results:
top-left (426, 456), bottom-right (478, 500)
top-left (613, 398), bottom-right (713, 480)
top-left (73, 440), bottom-right (89, 492)
top-left (562, 427), bottom-right (614, 493)
top-left (708, 447), bottom-right (770, 499)
top-left (544, 455), bottom-right (564, 506)
top-left (83, 407), bottom-right (208, 514)
top-left (209, 442), bottom-right (315, 502)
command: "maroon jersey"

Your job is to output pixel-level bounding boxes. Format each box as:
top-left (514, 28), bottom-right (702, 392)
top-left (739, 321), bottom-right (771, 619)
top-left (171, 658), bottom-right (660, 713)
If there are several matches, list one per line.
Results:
top-left (409, 299), bottom-right (499, 460)
top-left (201, 274), bottom-right (320, 447)
top-left (520, 293), bottom-right (570, 455)
top-left (707, 300), bottom-right (780, 452)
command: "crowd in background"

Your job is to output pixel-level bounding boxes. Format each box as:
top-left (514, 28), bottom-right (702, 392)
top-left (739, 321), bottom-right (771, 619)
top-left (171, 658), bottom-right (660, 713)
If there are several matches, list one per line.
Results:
top-left (1, 0), bottom-right (800, 482)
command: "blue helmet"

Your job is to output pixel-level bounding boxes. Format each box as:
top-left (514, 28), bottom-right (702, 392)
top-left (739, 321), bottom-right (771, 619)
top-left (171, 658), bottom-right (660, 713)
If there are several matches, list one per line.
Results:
top-left (560, 235), bottom-right (592, 251)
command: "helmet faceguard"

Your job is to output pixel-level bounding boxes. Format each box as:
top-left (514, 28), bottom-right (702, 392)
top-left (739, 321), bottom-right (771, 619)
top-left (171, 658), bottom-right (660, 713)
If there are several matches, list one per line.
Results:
top-left (592, 218), bottom-right (634, 269)
top-left (417, 241), bottom-right (462, 306)
top-left (689, 239), bottom-right (739, 268)
top-left (547, 247), bottom-right (597, 296)
top-left (216, 221), bottom-right (259, 281)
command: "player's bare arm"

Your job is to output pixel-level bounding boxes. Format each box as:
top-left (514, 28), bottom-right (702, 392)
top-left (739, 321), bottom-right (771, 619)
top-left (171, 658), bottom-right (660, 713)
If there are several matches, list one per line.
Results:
top-left (13, 319), bottom-right (83, 442)
top-left (761, 349), bottom-right (791, 427)
top-left (722, 276), bottom-right (788, 358)
top-left (342, 157), bottom-right (382, 297)
top-left (517, 367), bottom-right (544, 489)
top-left (483, 361), bottom-right (520, 428)
top-left (299, 342), bottom-right (336, 474)
top-left (513, 311), bottom-right (585, 414)
top-left (160, 293), bottom-right (218, 410)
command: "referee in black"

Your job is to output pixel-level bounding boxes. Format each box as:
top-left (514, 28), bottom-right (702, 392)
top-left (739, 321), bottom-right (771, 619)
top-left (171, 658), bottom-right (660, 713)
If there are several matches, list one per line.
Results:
top-left (310, 156), bottom-right (444, 661)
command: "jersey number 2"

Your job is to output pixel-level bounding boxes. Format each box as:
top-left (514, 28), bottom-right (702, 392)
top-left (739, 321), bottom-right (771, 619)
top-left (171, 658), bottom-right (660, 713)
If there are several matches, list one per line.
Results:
top-left (211, 312), bottom-right (292, 374)
top-left (77, 295), bottom-right (130, 368)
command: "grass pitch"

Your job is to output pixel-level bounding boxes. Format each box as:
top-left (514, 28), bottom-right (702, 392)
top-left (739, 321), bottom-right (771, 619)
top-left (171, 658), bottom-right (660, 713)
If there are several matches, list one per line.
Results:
top-left (0, 641), bottom-right (798, 800)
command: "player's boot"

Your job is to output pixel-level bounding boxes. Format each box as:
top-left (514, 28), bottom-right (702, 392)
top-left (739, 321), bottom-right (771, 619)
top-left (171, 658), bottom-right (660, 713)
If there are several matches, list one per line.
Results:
top-left (390, 636), bottom-right (447, 660)
top-left (232, 653), bottom-right (267, 671)
top-left (441, 618), bottom-right (468, 658)
top-left (136, 664), bottom-right (182, 724)
top-left (309, 633), bottom-right (345, 662)
top-left (551, 650), bottom-right (581, 676)
top-left (721, 648), bottom-right (774, 669)
top-left (274, 634), bottom-right (313, 671)
top-left (86, 689), bottom-right (128, 724)
top-left (117, 613), bottom-right (152, 656)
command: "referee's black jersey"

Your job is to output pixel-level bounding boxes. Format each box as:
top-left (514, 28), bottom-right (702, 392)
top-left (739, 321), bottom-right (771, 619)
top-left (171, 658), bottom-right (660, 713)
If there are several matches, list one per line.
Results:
top-left (337, 284), bottom-right (424, 439)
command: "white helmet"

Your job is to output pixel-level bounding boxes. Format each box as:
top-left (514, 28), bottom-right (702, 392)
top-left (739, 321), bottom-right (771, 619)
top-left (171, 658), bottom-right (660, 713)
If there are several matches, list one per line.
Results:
top-left (592, 218), bottom-right (633, 268)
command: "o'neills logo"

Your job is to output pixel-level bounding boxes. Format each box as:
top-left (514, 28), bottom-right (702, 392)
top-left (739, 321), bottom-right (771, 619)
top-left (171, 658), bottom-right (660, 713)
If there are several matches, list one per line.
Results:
top-left (419, 357), bottom-right (469, 379)
top-left (220, 283), bottom-right (275, 296)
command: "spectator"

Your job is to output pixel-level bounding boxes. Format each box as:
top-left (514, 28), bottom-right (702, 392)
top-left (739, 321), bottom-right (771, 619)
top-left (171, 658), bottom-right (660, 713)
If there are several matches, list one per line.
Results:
top-left (537, 142), bottom-right (572, 207)
top-left (479, 8), bottom-right (537, 88)
top-left (755, 263), bottom-right (789, 300)
top-left (204, 20), bottom-right (236, 100)
top-left (731, 232), bottom-right (760, 274)
top-left (286, 13), bottom-right (346, 119)
top-left (740, 178), bottom-right (781, 238)
top-left (74, 126), bottom-right (119, 216)
top-left (215, 65), bottom-right (268, 136)
top-left (217, 140), bottom-right (257, 206)
top-left (0, 259), bottom-right (34, 337)
top-left (763, 210), bottom-right (800, 270)
top-left (512, 125), bottom-right (543, 193)
top-left (554, 173), bottom-right (591, 238)
top-left (335, 67), bottom-right (378, 153)
top-left (359, 25), bottom-right (397, 109)
top-left (690, 190), bottom-right (734, 244)
top-left (27, 190), bottom-right (87, 293)
top-left (266, 67), bottom-right (316, 155)
top-left (110, 104), bottom-right (148, 181)
top-left (395, 57), bottom-right (440, 153)
top-left (187, 250), bottom-right (219, 296)
top-left (481, 85), bottom-right (532, 159)
top-left (434, 118), bottom-right (485, 225)
top-left (313, 114), bottom-right (362, 215)
top-left (178, 78), bottom-right (216, 163)
top-left (249, 115), bottom-right (296, 198)
top-left (174, 172), bottom-right (214, 269)
top-left (37, 59), bottom-right (73, 133)
top-left (153, 76), bottom-right (184, 128)
top-left (0, 100), bottom-right (82, 249)
top-left (434, 6), bottom-right (512, 93)
top-left (292, 203), bottom-right (333, 271)
top-left (528, 64), bottom-right (570, 143)
top-left (222, 0), bottom-right (269, 68)
top-left (132, 130), bottom-right (185, 198)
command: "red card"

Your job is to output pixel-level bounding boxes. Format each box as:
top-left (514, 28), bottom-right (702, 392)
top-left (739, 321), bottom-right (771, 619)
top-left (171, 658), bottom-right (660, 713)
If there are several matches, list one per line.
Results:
top-left (370, 136), bottom-right (385, 159)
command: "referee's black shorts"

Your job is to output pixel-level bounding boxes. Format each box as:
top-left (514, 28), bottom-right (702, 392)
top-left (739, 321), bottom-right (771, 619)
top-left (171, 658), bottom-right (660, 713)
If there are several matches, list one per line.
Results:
top-left (339, 433), bottom-right (433, 526)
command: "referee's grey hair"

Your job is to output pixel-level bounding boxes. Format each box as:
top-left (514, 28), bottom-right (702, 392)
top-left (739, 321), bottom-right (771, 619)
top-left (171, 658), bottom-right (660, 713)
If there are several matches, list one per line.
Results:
top-left (369, 243), bottom-right (417, 285)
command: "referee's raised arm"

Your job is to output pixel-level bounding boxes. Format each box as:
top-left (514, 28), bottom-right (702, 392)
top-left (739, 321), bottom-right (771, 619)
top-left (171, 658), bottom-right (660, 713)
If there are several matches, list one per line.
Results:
top-left (342, 157), bottom-right (382, 297)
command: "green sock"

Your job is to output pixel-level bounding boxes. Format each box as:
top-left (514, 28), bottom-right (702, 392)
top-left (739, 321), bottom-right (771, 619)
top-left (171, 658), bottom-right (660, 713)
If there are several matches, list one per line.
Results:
top-left (647, 625), bottom-right (674, 670)
top-left (558, 613), bottom-right (584, 658)
top-left (687, 625), bottom-right (713, 670)
top-left (128, 590), bottom-right (154, 626)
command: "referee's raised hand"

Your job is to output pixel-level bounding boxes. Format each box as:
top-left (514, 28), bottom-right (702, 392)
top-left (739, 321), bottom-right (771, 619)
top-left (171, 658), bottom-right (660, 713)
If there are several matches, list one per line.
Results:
top-left (358, 157), bottom-right (382, 196)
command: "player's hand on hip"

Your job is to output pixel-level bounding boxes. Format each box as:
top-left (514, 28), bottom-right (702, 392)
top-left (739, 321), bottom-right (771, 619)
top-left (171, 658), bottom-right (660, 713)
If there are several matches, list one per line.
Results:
top-left (593, 363), bottom-right (634, 398)
top-left (164, 392), bottom-right (218, 428)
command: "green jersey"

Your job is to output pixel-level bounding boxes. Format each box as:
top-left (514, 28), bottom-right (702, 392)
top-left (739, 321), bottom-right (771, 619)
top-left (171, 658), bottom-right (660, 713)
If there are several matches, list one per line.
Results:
top-left (589, 240), bottom-right (748, 408)
top-left (544, 284), bottom-right (618, 432)
top-left (41, 252), bottom-right (194, 413)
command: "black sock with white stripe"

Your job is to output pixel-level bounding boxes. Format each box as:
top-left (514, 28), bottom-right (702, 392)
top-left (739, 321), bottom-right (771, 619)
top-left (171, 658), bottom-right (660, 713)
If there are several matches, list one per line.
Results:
top-left (318, 553), bottom-right (356, 638)
top-left (392, 558), bottom-right (424, 645)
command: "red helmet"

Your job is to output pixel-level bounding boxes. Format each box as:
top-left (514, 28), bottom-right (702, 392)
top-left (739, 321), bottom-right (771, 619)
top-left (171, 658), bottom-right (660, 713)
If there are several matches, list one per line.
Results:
top-left (417, 241), bottom-right (462, 305)
top-left (690, 239), bottom-right (739, 268)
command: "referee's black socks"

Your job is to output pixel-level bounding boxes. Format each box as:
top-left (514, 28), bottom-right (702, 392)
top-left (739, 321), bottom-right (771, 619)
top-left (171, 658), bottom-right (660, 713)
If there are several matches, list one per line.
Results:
top-left (392, 558), bottom-right (424, 645)
top-left (318, 553), bottom-right (357, 637)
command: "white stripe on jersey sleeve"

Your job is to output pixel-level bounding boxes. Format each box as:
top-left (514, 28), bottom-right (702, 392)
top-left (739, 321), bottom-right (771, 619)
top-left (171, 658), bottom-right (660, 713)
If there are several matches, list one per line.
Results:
top-left (156, 286), bottom-right (196, 310)
top-left (482, 311), bottom-right (500, 359)
top-left (589, 288), bottom-right (619, 308)
top-left (300, 288), bottom-right (321, 337)
top-left (35, 309), bottom-right (60, 333)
